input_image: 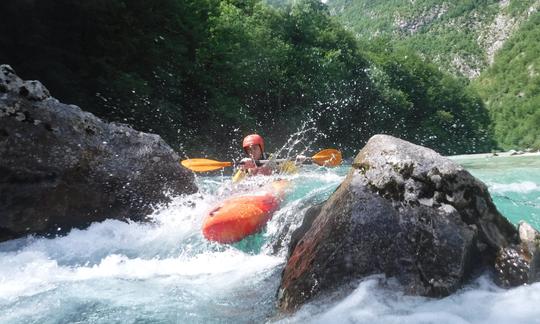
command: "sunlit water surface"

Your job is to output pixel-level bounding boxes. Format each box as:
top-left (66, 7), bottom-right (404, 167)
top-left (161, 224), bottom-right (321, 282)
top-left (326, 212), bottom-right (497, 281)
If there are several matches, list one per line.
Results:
top-left (0, 155), bottom-right (539, 323)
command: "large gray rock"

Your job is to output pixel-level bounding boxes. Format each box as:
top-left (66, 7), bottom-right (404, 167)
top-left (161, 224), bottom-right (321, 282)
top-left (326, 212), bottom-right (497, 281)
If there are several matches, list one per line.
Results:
top-left (0, 65), bottom-right (197, 241)
top-left (278, 134), bottom-right (520, 312)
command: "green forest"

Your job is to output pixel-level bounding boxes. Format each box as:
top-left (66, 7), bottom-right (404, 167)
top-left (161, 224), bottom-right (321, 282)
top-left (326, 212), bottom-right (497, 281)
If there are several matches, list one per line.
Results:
top-left (326, 0), bottom-right (537, 75)
top-left (327, 0), bottom-right (540, 151)
top-left (0, 0), bottom-right (497, 158)
top-left (473, 13), bottom-right (540, 150)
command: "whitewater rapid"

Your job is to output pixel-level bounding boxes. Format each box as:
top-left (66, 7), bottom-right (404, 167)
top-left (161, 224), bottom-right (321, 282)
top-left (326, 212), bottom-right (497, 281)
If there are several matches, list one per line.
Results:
top-left (1, 156), bottom-right (539, 323)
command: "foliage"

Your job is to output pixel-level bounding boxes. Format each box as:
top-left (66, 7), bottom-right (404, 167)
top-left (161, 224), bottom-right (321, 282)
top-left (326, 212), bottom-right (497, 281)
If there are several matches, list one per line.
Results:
top-left (327, 0), bottom-right (539, 150)
top-left (473, 12), bottom-right (540, 149)
top-left (0, 0), bottom-right (494, 157)
top-left (326, 0), bottom-right (536, 76)
top-left (364, 44), bottom-right (494, 153)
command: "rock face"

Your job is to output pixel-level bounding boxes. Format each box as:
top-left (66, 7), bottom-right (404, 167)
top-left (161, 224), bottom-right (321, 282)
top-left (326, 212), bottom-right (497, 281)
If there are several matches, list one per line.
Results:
top-left (278, 134), bottom-right (521, 312)
top-left (495, 221), bottom-right (540, 287)
top-left (0, 65), bottom-right (197, 242)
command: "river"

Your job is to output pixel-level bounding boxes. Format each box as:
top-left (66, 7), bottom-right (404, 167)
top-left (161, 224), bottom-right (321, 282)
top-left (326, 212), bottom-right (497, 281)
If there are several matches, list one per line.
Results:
top-left (0, 154), bottom-right (539, 323)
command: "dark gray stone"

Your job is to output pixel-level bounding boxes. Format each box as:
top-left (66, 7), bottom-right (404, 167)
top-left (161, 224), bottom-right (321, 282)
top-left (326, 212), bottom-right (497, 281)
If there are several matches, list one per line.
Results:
top-left (0, 65), bottom-right (197, 241)
top-left (496, 221), bottom-right (540, 287)
top-left (278, 134), bottom-right (519, 311)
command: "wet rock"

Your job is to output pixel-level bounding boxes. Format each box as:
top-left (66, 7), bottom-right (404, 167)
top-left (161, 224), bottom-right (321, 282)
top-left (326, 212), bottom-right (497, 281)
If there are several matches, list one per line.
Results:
top-left (520, 222), bottom-right (540, 283)
top-left (0, 65), bottom-right (23, 93)
top-left (20, 80), bottom-right (51, 101)
top-left (496, 221), bottom-right (540, 287)
top-left (495, 246), bottom-right (529, 287)
top-left (0, 65), bottom-right (197, 242)
top-left (278, 134), bottom-right (519, 312)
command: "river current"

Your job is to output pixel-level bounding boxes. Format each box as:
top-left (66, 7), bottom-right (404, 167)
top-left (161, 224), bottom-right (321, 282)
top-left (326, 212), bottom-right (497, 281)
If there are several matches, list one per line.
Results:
top-left (1, 154), bottom-right (539, 323)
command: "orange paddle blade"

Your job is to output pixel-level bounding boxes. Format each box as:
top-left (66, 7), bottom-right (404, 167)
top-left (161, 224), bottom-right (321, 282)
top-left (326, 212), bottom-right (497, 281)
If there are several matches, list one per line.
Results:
top-left (311, 149), bottom-right (342, 167)
top-left (181, 158), bottom-right (232, 172)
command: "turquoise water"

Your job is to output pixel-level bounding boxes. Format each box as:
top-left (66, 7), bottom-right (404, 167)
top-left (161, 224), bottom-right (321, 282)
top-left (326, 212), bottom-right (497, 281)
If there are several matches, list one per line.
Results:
top-left (0, 155), bottom-right (539, 323)
top-left (451, 155), bottom-right (540, 229)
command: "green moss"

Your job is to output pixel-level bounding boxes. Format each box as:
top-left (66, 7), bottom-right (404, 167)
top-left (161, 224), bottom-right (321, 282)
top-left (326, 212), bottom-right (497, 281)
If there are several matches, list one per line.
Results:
top-left (353, 162), bottom-right (371, 175)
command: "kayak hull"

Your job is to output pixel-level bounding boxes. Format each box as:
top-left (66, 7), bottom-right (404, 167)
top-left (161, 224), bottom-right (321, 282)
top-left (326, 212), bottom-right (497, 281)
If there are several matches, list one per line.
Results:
top-left (202, 180), bottom-right (288, 244)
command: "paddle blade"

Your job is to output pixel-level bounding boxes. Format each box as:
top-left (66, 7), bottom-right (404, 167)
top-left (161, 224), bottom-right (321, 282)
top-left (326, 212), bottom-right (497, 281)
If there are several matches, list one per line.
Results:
top-left (181, 159), bottom-right (232, 172)
top-left (312, 149), bottom-right (342, 167)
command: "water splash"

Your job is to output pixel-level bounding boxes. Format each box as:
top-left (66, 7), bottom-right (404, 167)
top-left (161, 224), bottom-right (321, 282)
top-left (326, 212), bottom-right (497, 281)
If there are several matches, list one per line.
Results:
top-left (1, 156), bottom-right (539, 323)
top-left (488, 181), bottom-right (539, 194)
top-left (280, 275), bottom-right (540, 324)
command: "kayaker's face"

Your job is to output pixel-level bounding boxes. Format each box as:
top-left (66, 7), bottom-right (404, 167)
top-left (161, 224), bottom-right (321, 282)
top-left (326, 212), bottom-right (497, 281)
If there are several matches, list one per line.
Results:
top-left (246, 144), bottom-right (262, 160)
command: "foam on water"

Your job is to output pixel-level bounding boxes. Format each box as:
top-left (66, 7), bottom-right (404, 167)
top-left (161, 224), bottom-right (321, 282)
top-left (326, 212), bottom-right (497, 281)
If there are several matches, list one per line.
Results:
top-left (488, 181), bottom-right (539, 194)
top-left (0, 187), bottom-right (286, 323)
top-left (282, 275), bottom-right (540, 324)
top-left (0, 248), bottom-right (281, 297)
top-left (454, 154), bottom-right (540, 229)
top-left (0, 156), bottom-right (539, 323)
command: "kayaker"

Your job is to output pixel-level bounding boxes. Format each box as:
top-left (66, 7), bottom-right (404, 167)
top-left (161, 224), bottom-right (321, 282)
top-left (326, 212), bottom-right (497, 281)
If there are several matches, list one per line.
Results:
top-left (235, 134), bottom-right (306, 182)
top-left (239, 134), bottom-right (273, 176)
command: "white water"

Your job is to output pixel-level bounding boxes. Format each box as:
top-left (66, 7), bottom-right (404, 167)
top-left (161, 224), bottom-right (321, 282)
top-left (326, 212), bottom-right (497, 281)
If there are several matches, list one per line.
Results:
top-left (489, 181), bottom-right (539, 194)
top-left (1, 156), bottom-right (539, 323)
top-left (285, 275), bottom-right (540, 324)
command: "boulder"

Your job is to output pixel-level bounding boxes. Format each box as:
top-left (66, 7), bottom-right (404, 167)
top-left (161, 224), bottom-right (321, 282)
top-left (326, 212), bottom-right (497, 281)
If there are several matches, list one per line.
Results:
top-left (278, 134), bottom-right (520, 311)
top-left (0, 65), bottom-right (197, 242)
top-left (495, 221), bottom-right (540, 287)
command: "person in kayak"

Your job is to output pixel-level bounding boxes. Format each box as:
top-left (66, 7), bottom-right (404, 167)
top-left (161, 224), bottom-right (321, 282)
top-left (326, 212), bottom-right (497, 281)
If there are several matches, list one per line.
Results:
top-left (234, 134), bottom-right (305, 183)
top-left (239, 134), bottom-right (273, 176)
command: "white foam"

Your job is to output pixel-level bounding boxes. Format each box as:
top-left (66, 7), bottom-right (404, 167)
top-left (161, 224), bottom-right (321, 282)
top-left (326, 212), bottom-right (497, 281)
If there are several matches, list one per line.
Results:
top-left (293, 167), bottom-right (347, 182)
top-left (0, 191), bottom-right (214, 264)
top-left (1, 164), bottom-right (538, 322)
top-left (489, 181), bottom-right (539, 194)
top-left (0, 183), bottom-right (292, 304)
top-left (283, 275), bottom-right (540, 324)
top-left (0, 246), bottom-right (282, 301)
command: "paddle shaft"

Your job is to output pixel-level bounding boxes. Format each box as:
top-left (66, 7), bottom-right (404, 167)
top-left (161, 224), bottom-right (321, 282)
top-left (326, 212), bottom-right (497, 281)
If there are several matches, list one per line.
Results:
top-left (242, 158), bottom-right (313, 167)
top-left (180, 148), bottom-right (341, 172)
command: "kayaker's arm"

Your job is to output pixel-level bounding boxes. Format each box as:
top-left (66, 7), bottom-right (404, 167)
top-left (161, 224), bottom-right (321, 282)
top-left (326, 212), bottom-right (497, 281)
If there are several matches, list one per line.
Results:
top-left (258, 158), bottom-right (312, 166)
top-left (238, 158), bottom-right (273, 175)
top-left (240, 157), bottom-right (312, 167)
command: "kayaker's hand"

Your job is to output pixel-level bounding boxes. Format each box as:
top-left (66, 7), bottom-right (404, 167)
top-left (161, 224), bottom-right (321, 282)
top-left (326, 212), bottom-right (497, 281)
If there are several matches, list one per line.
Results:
top-left (295, 155), bottom-right (307, 163)
top-left (240, 158), bottom-right (256, 170)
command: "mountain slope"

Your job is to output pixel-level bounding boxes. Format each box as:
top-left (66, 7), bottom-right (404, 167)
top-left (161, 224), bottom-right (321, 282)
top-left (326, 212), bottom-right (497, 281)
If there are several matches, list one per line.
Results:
top-left (328, 0), bottom-right (540, 78)
top-left (473, 12), bottom-right (540, 149)
top-left (328, 0), bottom-right (540, 149)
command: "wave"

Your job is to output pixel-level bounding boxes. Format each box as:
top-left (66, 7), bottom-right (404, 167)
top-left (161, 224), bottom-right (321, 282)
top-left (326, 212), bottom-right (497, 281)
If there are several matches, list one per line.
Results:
top-left (282, 275), bottom-right (540, 324)
top-left (488, 181), bottom-right (539, 194)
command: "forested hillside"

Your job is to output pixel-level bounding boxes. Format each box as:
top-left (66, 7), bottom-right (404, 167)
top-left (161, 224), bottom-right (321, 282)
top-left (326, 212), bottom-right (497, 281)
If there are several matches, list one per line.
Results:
top-left (327, 0), bottom-right (539, 78)
top-left (328, 0), bottom-right (540, 150)
top-left (474, 12), bottom-right (540, 149)
top-left (0, 0), bottom-right (494, 158)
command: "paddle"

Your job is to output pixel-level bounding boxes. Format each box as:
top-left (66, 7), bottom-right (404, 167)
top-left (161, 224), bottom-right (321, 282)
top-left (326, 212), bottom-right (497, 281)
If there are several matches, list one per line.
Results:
top-left (180, 159), bottom-right (232, 172)
top-left (180, 149), bottom-right (342, 172)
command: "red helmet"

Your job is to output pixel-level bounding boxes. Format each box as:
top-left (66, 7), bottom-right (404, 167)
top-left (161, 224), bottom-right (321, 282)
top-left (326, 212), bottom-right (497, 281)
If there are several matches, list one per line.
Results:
top-left (242, 134), bottom-right (265, 152)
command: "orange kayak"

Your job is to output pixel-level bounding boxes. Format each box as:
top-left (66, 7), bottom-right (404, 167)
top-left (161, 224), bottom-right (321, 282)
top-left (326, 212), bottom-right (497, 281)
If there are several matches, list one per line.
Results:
top-left (202, 180), bottom-right (289, 244)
